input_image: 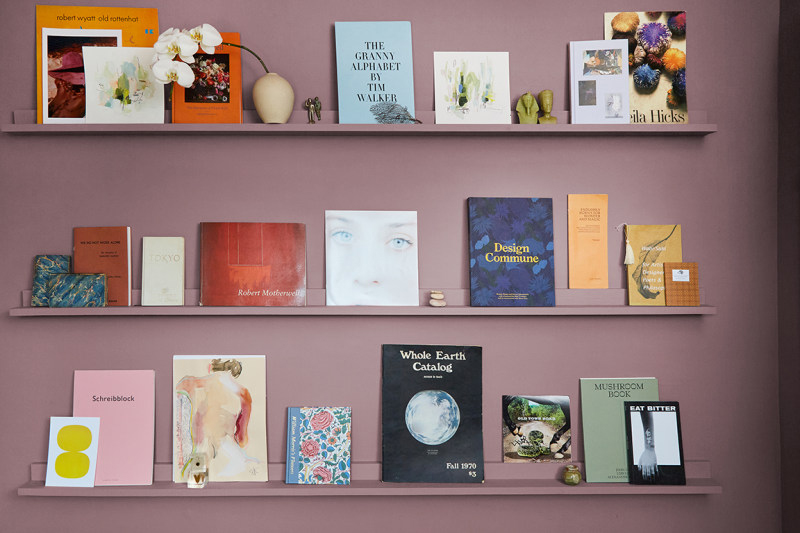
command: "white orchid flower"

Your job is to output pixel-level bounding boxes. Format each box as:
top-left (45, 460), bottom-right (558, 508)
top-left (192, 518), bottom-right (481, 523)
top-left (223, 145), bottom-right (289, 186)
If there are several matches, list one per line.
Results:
top-left (153, 28), bottom-right (198, 63)
top-left (189, 24), bottom-right (223, 54)
top-left (151, 59), bottom-right (195, 87)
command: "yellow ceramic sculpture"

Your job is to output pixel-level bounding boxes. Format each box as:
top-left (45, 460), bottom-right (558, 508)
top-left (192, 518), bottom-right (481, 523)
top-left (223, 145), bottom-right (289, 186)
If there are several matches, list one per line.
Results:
top-left (538, 90), bottom-right (557, 124)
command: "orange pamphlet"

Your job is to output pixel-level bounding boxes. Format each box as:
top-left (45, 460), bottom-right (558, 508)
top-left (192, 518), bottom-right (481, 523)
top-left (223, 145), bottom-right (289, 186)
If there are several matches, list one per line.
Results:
top-left (664, 262), bottom-right (699, 306)
top-left (567, 194), bottom-right (608, 288)
top-left (172, 32), bottom-right (242, 123)
top-left (37, 5), bottom-right (159, 123)
top-left (73, 226), bottom-right (132, 306)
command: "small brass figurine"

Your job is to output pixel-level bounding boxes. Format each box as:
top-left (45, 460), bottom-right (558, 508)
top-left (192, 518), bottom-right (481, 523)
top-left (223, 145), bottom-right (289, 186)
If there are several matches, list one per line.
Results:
top-left (515, 92), bottom-right (539, 124)
top-left (538, 90), bottom-right (557, 124)
top-left (304, 97), bottom-right (321, 124)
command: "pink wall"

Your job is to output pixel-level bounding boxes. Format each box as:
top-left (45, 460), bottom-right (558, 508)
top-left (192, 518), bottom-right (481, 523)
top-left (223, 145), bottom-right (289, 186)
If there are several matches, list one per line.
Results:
top-left (0, 0), bottom-right (784, 531)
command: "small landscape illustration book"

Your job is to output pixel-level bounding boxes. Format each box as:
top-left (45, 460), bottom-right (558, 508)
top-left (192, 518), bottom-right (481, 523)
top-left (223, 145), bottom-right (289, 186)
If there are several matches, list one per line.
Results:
top-left (32, 254), bottom-right (71, 306)
top-left (382, 344), bottom-right (484, 483)
top-left (72, 370), bottom-right (155, 486)
top-left (45, 416), bottom-right (101, 488)
top-left (285, 407), bottom-right (351, 485)
top-left (173, 355), bottom-right (268, 482)
top-left (141, 237), bottom-right (185, 306)
top-left (502, 395), bottom-right (571, 463)
top-left (663, 261), bottom-right (699, 306)
top-left (36, 5), bottom-right (160, 123)
top-left (468, 197), bottom-right (555, 307)
top-left (567, 194), bottom-right (608, 288)
top-left (48, 273), bottom-right (107, 307)
top-left (200, 222), bottom-right (306, 306)
top-left (604, 11), bottom-right (688, 124)
top-left (335, 21), bottom-right (416, 124)
top-left (172, 32), bottom-right (242, 124)
top-left (72, 226), bottom-right (131, 306)
top-left (569, 39), bottom-right (629, 124)
top-left (624, 401), bottom-right (686, 485)
top-left (433, 51), bottom-right (511, 124)
top-left (626, 224), bottom-right (682, 306)
top-left (580, 377), bottom-right (659, 483)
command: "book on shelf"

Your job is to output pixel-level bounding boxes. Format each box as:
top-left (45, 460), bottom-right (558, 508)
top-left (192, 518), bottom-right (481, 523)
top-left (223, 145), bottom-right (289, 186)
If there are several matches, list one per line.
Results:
top-left (580, 377), bottom-right (659, 483)
top-left (625, 224), bottom-right (682, 306)
top-left (567, 194), bottom-right (608, 288)
top-left (334, 21), bottom-right (416, 124)
top-left (47, 273), bottom-right (107, 307)
top-left (200, 222), bottom-right (306, 306)
top-left (663, 261), bottom-right (699, 306)
top-left (569, 39), bottom-right (629, 124)
top-left (141, 237), bottom-right (185, 306)
top-left (468, 197), bottom-right (555, 307)
top-left (285, 407), bottom-right (351, 484)
top-left (604, 11), bottom-right (688, 124)
top-left (325, 210), bottom-right (419, 306)
top-left (624, 401), bottom-right (686, 485)
top-left (433, 51), bottom-right (511, 124)
top-left (72, 370), bottom-right (155, 486)
top-left (502, 395), bottom-right (571, 463)
top-left (72, 226), bottom-right (131, 306)
top-left (45, 416), bottom-right (101, 487)
top-left (173, 355), bottom-right (268, 482)
top-left (36, 5), bottom-right (159, 124)
top-left (381, 344), bottom-right (484, 483)
top-left (172, 32), bottom-right (242, 124)
top-left (32, 254), bottom-right (71, 306)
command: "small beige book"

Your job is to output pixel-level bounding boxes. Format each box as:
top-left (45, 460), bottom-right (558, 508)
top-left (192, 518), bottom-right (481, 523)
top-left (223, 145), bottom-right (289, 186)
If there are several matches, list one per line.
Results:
top-left (141, 237), bottom-right (184, 306)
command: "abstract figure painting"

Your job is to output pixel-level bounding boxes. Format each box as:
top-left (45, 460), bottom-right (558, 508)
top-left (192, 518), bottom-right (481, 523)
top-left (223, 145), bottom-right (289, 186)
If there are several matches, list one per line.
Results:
top-left (173, 355), bottom-right (268, 482)
top-left (45, 417), bottom-right (100, 487)
top-left (82, 46), bottom-right (164, 124)
top-left (434, 52), bottom-right (511, 124)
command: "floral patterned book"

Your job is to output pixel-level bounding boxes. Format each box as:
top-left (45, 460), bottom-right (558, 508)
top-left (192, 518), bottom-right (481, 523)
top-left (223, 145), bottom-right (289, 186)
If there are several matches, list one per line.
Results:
top-left (285, 407), bottom-right (351, 484)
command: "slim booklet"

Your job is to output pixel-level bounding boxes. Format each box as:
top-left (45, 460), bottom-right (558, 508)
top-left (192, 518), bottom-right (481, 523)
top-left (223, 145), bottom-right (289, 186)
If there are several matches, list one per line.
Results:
top-left (285, 407), bottom-right (351, 484)
top-left (567, 194), bottom-right (608, 288)
top-left (381, 344), bottom-right (484, 483)
top-left (72, 226), bottom-right (131, 306)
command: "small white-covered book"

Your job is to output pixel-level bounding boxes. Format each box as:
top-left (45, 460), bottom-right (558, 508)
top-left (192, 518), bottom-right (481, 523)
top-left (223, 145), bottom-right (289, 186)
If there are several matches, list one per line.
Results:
top-left (141, 237), bottom-right (184, 306)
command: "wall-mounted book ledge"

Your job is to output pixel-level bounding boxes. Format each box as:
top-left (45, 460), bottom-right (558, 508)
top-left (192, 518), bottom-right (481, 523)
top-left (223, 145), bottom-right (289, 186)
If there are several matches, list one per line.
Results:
top-left (2, 110), bottom-right (717, 136)
top-left (11, 289), bottom-right (717, 317)
top-left (19, 461), bottom-right (721, 497)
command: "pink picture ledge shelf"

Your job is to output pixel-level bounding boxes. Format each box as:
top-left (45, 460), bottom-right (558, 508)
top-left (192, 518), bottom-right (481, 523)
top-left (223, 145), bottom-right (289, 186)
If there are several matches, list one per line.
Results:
top-left (2, 110), bottom-right (717, 136)
top-left (10, 288), bottom-right (717, 317)
top-left (19, 460), bottom-right (721, 497)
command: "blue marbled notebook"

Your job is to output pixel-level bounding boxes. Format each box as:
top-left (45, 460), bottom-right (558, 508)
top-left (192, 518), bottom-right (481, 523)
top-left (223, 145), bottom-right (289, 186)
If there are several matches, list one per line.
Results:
top-left (32, 255), bottom-right (71, 306)
top-left (48, 273), bottom-right (107, 307)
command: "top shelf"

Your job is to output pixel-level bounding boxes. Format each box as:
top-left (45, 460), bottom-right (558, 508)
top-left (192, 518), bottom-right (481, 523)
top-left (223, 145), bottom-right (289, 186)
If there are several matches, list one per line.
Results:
top-left (3, 110), bottom-right (717, 136)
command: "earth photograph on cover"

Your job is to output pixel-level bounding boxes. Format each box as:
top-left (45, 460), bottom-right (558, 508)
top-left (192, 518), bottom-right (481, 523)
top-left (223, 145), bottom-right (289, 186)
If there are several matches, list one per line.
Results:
top-left (405, 390), bottom-right (460, 445)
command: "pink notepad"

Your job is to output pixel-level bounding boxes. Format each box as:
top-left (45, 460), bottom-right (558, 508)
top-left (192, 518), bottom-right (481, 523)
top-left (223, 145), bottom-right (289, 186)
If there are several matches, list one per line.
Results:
top-left (73, 370), bottom-right (155, 485)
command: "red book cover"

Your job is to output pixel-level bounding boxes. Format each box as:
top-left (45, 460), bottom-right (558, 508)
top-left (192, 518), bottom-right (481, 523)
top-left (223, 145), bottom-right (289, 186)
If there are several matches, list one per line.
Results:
top-left (73, 226), bottom-right (131, 306)
top-left (200, 222), bottom-right (306, 306)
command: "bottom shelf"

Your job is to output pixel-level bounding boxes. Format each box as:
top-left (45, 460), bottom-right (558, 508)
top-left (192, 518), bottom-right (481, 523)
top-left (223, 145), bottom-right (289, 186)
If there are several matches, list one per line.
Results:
top-left (19, 461), bottom-right (721, 497)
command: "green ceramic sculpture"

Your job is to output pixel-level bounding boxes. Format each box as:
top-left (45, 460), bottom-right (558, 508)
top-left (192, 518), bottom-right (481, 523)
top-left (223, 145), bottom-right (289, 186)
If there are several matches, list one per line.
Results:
top-left (515, 92), bottom-right (539, 124)
top-left (538, 90), bottom-right (557, 124)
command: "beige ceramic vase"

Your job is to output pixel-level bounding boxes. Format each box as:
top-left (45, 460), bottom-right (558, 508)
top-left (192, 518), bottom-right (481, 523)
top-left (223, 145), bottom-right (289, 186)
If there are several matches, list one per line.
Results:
top-left (253, 73), bottom-right (295, 124)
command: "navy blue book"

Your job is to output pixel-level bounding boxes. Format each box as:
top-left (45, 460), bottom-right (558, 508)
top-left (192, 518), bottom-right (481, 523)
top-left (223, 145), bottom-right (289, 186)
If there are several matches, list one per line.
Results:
top-left (468, 197), bottom-right (555, 307)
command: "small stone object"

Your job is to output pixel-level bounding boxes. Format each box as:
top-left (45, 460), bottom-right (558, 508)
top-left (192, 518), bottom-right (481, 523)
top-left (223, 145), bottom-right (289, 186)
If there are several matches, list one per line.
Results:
top-left (554, 452), bottom-right (565, 460)
top-left (429, 290), bottom-right (447, 307)
top-left (562, 464), bottom-right (582, 485)
top-left (550, 442), bottom-right (559, 453)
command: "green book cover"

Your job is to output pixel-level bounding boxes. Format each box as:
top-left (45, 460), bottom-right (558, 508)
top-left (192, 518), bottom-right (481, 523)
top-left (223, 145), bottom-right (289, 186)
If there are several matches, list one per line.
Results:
top-left (580, 377), bottom-right (659, 482)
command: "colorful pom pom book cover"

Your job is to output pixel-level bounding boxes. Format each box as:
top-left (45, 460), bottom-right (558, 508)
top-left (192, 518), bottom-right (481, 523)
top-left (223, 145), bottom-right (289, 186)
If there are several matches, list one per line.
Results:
top-left (624, 401), bottom-right (686, 485)
top-left (625, 224), bottom-right (682, 306)
top-left (172, 32), bottom-right (242, 124)
top-left (285, 407), bottom-right (351, 484)
top-left (604, 11), bottom-right (688, 124)
top-left (173, 355), bottom-right (268, 482)
top-left (334, 21), bottom-right (416, 124)
top-left (568, 40), bottom-right (630, 124)
top-left (72, 370), bottom-right (155, 486)
top-left (502, 395), bottom-right (571, 463)
top-left (381, 344), bottom-right (484, 483)
top-left (72, 226), bottom-right (131, 306)
top-left (579, 378), bottom-right (659, 483)
top-left (468, 197), bottom-right (555, 307)
top-left (200, 222), bottom-right (306, 306)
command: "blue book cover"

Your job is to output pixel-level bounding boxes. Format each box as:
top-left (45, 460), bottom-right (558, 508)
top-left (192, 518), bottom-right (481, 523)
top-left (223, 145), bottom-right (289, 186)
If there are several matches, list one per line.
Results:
top-left (468, 197), bottom-right (555, 307)
top-left (48, 273), bottom-right (107, 307)
top-left (32, 255), bottom-right (71, 306)
top-left (335, 21), bottom-right (415, 124)
top-left (285, 407), bottom-right (351, 484)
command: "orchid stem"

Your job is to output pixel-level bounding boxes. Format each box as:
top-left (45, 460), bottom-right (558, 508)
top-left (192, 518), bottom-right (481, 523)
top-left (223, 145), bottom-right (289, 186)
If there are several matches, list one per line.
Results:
top-left (221, 42), bottom-right (269, 74)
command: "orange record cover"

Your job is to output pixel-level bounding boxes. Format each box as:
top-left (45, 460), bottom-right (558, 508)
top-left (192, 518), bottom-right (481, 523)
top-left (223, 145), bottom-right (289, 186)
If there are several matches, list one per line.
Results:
top-left (200, 223), bottom-right (306, 306)
top-left (36, 5), bottom-right (159, 124)
top-left (72, 226), bottom-right (132, 306)
top-left (172, 32), bottom-right (242, 123)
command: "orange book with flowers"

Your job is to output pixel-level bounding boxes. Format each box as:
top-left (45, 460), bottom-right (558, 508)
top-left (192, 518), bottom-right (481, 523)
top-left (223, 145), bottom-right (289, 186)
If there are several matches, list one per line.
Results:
top-left (172, 32), bottom-right (242, 123)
